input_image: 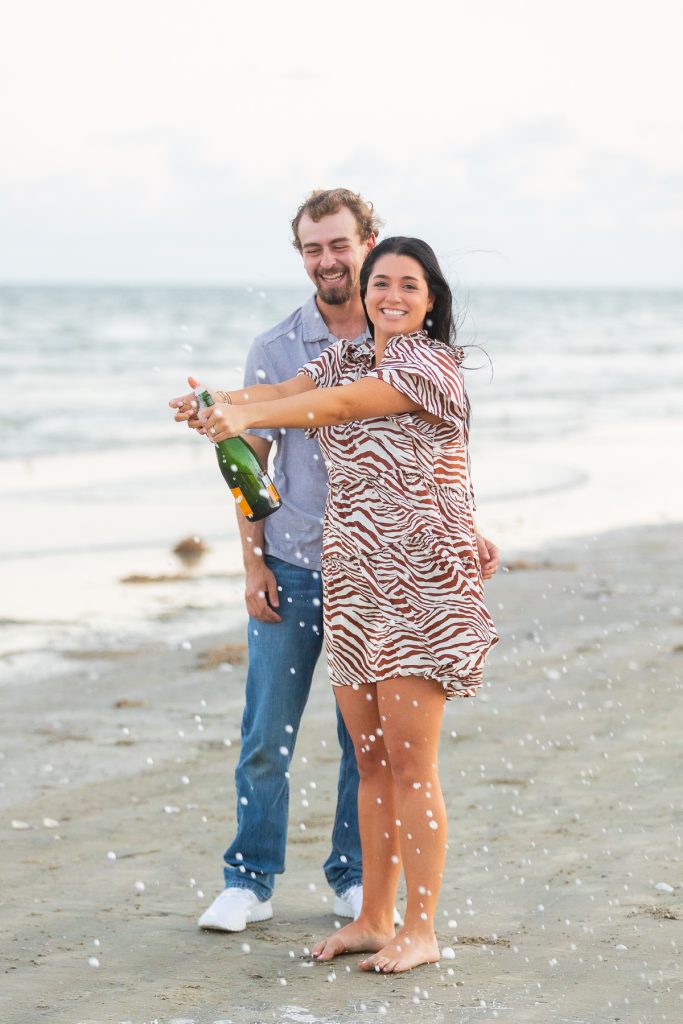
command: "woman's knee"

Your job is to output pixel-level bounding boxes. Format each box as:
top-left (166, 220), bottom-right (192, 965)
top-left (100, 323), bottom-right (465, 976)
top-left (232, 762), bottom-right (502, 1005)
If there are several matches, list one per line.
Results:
top-left (354, 738), bottom-right (391, 781)
top-left (386, 747), bottom-right (438, 790)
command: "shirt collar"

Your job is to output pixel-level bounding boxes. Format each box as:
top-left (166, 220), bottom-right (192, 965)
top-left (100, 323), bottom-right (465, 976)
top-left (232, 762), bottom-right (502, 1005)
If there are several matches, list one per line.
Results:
top-left (301, 295), bottom-right (330, 343)
top-left (301, 294), bottom-right (369, 345)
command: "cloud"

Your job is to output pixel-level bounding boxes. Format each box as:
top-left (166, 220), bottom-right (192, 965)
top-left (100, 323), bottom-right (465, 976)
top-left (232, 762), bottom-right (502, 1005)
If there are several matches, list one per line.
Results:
top-left (2, 116), bottom-right (682, 285)
top-left (1, 1), bottom-right (682, 284)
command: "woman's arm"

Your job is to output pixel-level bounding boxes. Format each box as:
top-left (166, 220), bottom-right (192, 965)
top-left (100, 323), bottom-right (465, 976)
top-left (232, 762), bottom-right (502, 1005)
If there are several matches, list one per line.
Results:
top-left (220, 374), bottom-right (316, 406)
top-left (169, 373), bottom-right (315, 428)
top-left (200, 377), bottom-right (421, 441)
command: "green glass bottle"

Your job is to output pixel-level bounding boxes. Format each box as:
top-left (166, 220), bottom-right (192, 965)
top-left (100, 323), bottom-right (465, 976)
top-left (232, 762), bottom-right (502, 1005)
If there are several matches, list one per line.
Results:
top-left (194, 388), bottom-right (281, 521)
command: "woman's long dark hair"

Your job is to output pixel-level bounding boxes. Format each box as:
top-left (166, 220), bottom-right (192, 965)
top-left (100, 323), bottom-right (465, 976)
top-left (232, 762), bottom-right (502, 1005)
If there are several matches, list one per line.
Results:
top-left (359, 236), bottom-right (456, 347)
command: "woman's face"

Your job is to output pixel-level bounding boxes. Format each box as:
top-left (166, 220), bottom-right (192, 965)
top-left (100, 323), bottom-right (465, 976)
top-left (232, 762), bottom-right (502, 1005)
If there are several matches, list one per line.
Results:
top-left (364, 253), bottom-right (434, 342)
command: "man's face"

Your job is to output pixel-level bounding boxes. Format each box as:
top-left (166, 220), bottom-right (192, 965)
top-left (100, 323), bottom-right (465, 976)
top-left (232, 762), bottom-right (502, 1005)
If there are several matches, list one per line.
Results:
top-left (298, 207), bottom-right (374, 306)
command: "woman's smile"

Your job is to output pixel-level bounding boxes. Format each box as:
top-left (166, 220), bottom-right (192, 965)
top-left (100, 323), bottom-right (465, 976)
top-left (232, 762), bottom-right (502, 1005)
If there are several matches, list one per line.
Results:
top-left (379, 307), bottom-right (408, 319)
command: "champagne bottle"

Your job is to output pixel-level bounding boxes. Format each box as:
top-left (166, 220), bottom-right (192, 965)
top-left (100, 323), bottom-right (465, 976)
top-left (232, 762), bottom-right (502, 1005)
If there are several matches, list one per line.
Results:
top-left (194, 388), bottom-right (281, 521)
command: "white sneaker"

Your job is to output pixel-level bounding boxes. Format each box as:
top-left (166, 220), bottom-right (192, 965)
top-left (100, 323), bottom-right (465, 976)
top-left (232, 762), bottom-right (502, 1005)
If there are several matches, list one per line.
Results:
top-left (333, 884), bottom-right (403, 926)
top-left (198, 888), bottom-right (273, 932)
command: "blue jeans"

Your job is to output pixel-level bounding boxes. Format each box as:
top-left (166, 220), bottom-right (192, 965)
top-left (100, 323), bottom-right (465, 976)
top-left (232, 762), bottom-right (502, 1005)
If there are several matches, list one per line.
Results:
top-left (223, 555), bottom-right (361, 901)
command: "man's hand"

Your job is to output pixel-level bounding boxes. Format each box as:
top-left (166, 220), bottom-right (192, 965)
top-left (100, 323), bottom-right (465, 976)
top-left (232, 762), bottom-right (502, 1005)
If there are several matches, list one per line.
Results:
top-left (476, 532), bottom-right (500, 581)
top-left (169, 375), bottom-right (206, 431)
top-left (244, 560), bottom-right (282, 623)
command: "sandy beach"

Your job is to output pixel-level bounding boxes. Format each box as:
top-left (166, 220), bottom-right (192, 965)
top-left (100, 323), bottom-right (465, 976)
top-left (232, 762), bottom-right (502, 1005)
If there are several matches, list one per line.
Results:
top-left (2, 521), bottom-right (681, 1024)
top-left (3, 285), bottom-right (682, 1022)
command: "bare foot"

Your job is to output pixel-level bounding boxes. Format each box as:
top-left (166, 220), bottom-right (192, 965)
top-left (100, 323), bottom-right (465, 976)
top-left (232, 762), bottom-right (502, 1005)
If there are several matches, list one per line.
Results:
top-left (312, 918), bottom-right (395, 963)
top-left (359, 928), bottom-right (440, 973)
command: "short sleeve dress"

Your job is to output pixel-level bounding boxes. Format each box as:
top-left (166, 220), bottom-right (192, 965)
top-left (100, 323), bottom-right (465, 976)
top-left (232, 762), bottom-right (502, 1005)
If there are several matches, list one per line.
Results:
top-left (299, 330), bottom-right (498, 698)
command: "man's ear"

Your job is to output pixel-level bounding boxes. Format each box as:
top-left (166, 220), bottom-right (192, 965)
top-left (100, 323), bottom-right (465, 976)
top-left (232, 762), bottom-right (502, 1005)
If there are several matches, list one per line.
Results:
top-left (366, 233), bottom-right (377, 253)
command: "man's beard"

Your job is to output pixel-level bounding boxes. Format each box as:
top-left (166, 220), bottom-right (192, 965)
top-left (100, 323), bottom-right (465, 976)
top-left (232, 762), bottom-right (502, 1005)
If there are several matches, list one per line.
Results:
top-left (316, 269), bottom-right (355, 306)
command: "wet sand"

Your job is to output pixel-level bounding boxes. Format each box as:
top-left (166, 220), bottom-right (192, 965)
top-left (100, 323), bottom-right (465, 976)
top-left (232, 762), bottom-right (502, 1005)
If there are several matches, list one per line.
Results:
top-left (2, 524), bottom-right (682, 1024)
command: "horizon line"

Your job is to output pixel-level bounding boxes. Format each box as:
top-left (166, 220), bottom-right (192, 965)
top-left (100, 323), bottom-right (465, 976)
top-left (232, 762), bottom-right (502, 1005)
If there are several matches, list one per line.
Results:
top-left (1, 280), bottom-right (683, 292)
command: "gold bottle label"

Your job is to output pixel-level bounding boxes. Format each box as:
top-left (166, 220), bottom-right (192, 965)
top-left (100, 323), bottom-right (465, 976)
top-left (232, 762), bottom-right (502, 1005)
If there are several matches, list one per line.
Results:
top-left (231, 486), bottom-right (253, 518)
top-left (266, 481), bottom-right (280, 503)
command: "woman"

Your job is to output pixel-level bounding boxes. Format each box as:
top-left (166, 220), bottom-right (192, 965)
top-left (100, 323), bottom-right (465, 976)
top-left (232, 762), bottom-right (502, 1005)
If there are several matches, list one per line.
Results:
top-left (173, 237), bottom-right (497, 972)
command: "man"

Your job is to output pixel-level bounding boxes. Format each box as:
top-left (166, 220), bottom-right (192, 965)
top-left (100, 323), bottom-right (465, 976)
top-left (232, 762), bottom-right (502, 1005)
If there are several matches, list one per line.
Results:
top-left (176, 189), bottom-right (500, 932)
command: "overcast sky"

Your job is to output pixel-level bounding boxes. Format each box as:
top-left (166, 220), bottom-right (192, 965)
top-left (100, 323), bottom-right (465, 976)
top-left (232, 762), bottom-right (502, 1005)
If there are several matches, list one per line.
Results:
top-left (1, 0), bottom-right (682, 286)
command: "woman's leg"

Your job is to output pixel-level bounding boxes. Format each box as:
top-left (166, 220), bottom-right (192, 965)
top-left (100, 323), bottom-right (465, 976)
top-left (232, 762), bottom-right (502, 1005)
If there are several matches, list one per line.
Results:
top-left (359, 675), bottom-right (447, 973)
top-left (312, 683), bottom-right (401, 961)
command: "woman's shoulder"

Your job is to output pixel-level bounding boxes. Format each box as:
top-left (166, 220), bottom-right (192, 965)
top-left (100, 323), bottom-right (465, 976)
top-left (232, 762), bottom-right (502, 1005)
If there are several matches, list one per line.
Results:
top-left (331, 335), bottom-right (375, 364)
top-left (385, 330), bottom-right (465, 367)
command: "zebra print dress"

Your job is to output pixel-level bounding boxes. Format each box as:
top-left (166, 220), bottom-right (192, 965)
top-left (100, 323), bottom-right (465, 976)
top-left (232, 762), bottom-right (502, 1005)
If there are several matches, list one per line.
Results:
top-left (299, 330), bottom-right (498, 698)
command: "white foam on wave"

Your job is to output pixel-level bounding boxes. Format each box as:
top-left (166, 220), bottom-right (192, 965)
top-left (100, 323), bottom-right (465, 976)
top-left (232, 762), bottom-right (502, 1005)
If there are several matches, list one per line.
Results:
top-left (474, 415), bottom-right (683, 552)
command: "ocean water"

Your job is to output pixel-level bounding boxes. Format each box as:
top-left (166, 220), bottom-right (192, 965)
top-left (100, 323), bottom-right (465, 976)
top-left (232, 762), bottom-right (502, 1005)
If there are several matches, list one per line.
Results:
top-left (2, 285), bottom-right (682, 673)
top-left (2, 285), bottom-right (682, 461)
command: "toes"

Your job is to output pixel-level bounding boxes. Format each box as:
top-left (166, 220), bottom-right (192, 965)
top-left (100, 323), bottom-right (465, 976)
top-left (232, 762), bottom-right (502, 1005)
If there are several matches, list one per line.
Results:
top-left (312, 939), bottom-right (333, 961)
top-left (382, 959), bottom-right (400, 973)
top-left (359, 950), bottom-right (393, 972)
top-left (315, 938), bottom-right (344, 962)
top-left (393, 958), bottom-right (417, 973)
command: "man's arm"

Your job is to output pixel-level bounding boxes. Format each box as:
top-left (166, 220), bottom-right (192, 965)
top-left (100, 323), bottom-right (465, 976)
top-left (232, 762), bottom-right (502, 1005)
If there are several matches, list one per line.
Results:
top-left (236, 435), bottom-right (282, 623)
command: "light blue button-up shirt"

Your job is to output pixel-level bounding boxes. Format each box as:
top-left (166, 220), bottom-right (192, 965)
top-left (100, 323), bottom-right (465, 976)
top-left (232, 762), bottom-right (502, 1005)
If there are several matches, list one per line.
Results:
top-left (244, 295), bottom-right (367, 572)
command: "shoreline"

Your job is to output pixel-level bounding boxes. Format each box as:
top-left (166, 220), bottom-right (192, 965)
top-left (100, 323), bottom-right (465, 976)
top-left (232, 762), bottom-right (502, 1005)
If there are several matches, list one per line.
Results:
top-left (2, 522), bottom-right (681, 1023)
top-left (6, 410), bottom-right (683, 676)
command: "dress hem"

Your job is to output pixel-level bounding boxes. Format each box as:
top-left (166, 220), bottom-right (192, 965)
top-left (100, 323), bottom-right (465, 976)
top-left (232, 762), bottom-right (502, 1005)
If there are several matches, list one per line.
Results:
top-left (329, 667), bottom-right (487, 700)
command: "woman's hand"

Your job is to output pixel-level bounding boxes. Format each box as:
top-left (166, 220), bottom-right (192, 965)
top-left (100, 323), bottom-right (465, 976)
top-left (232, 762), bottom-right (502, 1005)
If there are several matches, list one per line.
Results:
top-left (169, 375), bottom-right (205, 430)
top-left (198, 402), bottom-right (250, 442)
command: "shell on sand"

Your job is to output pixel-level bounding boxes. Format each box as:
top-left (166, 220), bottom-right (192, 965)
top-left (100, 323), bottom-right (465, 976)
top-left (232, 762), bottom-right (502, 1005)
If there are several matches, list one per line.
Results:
top-left (197, 643), bottom-right (247, 669)
top-left (172, 535), bottom-right (208, 570)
